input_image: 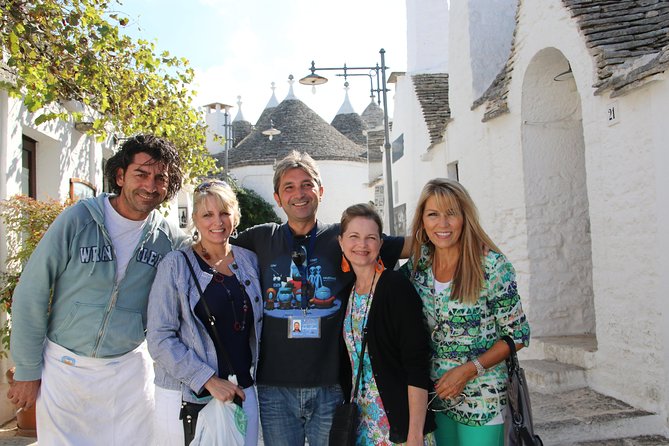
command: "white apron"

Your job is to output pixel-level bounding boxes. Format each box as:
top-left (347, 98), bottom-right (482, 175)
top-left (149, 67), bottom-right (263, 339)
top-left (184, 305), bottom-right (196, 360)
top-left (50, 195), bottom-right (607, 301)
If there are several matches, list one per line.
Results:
top-left (36, 339), bottom-right (155, 445)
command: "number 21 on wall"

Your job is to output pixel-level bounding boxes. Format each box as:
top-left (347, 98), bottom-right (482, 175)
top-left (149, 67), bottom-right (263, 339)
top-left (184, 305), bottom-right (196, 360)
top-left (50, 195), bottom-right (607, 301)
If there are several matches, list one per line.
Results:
top-left (607, 101), bottom-right (619, 126)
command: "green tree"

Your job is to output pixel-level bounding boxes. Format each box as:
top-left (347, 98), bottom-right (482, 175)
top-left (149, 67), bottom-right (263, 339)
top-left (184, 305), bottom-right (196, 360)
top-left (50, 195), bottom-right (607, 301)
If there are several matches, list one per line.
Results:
top-left (0, 0), bottom-right (217, 181)
top-left (236, 187), bottom-right (281, 232)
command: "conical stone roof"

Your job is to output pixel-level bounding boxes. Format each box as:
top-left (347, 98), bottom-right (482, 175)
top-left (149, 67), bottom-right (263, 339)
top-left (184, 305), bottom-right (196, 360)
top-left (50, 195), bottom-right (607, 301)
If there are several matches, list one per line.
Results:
top-left (219, 98), bottom-right (367, 168)
top-left (331, 113), bottom-right (367, 147)
top-left (361, 101), bottom-right (384, 130)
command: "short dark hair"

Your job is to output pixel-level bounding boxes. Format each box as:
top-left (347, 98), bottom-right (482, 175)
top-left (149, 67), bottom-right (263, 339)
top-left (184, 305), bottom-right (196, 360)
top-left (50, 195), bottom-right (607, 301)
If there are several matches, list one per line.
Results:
top-left (340, 203), bottom-right (383, 237)
top-left (273, 151), bottom-right (321, 194)
top-left (104, 134), bottom-right (183, 201)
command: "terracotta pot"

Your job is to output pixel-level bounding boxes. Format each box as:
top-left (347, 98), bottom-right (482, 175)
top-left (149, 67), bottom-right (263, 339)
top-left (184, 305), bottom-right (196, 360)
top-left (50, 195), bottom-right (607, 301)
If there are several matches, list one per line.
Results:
top-left (5, 367), bottom-right (37, 437)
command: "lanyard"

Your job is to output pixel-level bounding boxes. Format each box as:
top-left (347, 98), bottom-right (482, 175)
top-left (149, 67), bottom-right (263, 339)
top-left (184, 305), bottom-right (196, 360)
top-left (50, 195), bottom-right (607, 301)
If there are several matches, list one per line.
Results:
top-left (283, 224), bottom-right (317, 310)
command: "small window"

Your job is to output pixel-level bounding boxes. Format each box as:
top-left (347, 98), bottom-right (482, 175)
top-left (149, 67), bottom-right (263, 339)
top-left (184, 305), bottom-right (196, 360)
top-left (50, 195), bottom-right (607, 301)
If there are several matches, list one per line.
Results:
top-left (69, 178), bottom-right (97, 201)
top-left (391, 134), bottom-right (404, 162)
top-left (22, 136), bottom-right (36, 198)
top-left (374, 185), bottom-right (384, 209)
top-left (447, 161), bottom-right (459, 181)
top-left (393, 203), bottom-right (406, 236)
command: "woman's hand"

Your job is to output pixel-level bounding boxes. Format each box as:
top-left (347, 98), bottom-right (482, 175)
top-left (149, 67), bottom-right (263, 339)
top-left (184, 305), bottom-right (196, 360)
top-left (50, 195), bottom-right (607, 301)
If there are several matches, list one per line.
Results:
top-left (203, 376), bottom-right (246, 403)
top-left (406, 432), bottom-right (424, 446)
top-left (407, 385), bottom-right (427, 446)
top-left (434, 362), bottom-right (477, 400)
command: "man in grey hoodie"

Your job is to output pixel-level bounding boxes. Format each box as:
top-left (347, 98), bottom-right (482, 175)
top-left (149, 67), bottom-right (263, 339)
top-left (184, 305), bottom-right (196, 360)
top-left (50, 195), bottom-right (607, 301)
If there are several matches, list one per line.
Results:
top-left (7, 135), bottom-right (186, 445)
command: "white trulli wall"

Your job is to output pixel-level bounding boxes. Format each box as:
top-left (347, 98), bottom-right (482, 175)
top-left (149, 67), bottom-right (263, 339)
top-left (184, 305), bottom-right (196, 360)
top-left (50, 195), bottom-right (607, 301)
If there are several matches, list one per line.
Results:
top-left (0, 91), bottom-right (113, 423)
top-left (394, 0), bottom-right (669, 426)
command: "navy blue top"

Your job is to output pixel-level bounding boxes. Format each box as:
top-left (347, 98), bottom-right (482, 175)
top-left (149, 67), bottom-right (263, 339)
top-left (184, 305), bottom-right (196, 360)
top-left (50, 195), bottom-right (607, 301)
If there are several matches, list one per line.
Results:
top-left (194, 253), bottom-right (254, 389)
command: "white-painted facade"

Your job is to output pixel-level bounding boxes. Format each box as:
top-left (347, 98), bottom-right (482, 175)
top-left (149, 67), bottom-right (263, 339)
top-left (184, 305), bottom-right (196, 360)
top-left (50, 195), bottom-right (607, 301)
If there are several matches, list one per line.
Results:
top-left (391, 0), bottom-right (669, 430)
top-left (0, 90), bottom-right (186, 423)
top-left (203, 102), bottom-right (232, 156)
top-left (0, 90), bottom-right (113, 423)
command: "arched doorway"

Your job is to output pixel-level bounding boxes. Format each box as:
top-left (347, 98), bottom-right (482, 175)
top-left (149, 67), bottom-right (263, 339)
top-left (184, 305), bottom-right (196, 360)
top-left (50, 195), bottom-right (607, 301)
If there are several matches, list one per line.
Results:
top-left (521, 48), bottom-right (595, 338)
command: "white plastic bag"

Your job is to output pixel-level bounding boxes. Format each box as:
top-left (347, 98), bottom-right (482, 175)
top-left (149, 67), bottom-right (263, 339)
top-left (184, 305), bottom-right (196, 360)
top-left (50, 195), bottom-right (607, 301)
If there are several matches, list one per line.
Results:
top-left (190, 397), bottom-right (247, 446)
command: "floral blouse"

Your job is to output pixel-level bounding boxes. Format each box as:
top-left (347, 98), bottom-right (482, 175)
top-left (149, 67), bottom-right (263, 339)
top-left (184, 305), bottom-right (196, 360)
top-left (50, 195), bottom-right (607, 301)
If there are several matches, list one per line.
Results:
top-left (344, 288), bottom-right (436, 445)
top-left (344, 289), bottom-right (392, 445)
top-left (401, 246), bottom-right (530, 426)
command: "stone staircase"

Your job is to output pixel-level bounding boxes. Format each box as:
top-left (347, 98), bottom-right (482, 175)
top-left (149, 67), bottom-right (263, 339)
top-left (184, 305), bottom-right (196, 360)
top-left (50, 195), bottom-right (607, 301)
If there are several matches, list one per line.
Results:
top-left (522, 335), bottom-right (669, 445)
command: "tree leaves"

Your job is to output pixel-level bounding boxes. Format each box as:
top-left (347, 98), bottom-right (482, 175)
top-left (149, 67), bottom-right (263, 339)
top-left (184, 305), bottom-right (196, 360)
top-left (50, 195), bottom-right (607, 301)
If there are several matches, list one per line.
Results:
top-left (0, 0), bottom-right (218, 181)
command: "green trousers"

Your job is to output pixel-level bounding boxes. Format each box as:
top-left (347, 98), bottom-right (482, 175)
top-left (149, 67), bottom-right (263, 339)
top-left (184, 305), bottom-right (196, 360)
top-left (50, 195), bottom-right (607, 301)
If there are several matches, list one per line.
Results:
top-left (434, 412), bottom-right (504, 446)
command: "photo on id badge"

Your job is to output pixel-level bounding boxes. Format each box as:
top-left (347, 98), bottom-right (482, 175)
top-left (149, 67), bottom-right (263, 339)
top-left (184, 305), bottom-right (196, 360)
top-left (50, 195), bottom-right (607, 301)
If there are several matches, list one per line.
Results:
top-left (265, 247), bottom-right (340, 339)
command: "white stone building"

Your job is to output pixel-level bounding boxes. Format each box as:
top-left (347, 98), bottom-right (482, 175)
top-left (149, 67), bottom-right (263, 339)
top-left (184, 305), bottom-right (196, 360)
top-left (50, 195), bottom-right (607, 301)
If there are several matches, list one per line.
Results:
top-left (390, 0), bottom-right (669, 440)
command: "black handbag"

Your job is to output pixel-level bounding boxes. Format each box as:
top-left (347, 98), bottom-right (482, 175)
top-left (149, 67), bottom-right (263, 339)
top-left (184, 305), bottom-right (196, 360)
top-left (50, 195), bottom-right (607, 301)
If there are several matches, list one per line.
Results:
top-left (502, 336), bottom-right (544, 446)
top-left (329, 330), bottom-right (367, 446)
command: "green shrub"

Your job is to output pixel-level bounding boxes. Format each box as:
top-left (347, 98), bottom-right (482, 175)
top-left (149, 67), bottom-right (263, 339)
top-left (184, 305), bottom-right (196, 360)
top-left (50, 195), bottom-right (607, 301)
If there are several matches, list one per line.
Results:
top-left (0, 195), bottom-right (72, 357)
top-left (236, 187), bottom-right (281, 231)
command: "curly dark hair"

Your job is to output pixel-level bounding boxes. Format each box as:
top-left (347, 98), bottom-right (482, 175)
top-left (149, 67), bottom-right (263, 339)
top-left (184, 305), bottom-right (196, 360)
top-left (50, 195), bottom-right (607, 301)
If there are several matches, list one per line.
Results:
top-left (104, 134), bottom-right (183, 201)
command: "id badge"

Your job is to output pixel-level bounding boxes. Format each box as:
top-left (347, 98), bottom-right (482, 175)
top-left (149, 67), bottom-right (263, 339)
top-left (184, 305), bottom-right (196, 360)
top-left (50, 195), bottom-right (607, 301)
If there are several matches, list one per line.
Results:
top-left (288, 316), bottom-right (321, 339)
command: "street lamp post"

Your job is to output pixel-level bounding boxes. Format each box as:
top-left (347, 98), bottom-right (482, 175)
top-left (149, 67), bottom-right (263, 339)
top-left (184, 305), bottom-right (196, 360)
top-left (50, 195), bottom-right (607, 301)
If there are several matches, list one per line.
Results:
top-left (299, 48), bottom-right (396, 235)
top-left (223, 106), bottom-right (231, 173)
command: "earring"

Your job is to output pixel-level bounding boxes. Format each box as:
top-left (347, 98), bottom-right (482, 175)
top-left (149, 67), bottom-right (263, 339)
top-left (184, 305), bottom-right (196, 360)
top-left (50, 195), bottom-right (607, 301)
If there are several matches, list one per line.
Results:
top-left (193, 230), bottom-right (199, 242)
top-left (415, 230), bottom-right (426, 245)
top-left (231, 228), bottom-right (239, 239)
top-left (341, 256), bottom-right (351, 273)
top-left (375, 257), bottom-right (385, 273)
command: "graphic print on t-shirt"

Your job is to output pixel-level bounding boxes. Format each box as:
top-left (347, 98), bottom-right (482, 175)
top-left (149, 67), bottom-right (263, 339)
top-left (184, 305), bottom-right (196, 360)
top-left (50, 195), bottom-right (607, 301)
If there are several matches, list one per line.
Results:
top-left (263, 253), bottom-right (341, 319)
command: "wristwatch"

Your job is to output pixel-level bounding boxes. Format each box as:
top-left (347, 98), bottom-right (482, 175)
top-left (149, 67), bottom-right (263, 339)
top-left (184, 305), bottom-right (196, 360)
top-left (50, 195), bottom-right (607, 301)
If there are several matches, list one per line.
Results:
top-left (472, 358), bottom-right (486, 377)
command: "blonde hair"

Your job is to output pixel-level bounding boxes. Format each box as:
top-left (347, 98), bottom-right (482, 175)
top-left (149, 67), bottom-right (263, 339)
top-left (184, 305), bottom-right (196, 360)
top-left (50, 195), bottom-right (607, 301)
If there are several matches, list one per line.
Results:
top-left (409, 178), bottom-right (500, 304)
top-left (191, 180), bottom-right (241, 233)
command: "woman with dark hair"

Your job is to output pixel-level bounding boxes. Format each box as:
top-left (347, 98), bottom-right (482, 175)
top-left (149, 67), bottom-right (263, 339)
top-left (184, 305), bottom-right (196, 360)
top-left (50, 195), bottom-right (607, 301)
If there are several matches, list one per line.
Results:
top-left (147, 180), bottom-right (262, 446)
top-left (402, 178), bottom-right (530, 446)
top-left (339, 203), bottom-right (435, 445)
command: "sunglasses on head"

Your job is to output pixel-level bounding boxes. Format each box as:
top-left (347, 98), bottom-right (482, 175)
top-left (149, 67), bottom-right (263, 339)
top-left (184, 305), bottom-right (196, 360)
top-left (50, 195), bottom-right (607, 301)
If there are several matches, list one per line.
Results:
top-left (195, 180), bottom-right (231, 192)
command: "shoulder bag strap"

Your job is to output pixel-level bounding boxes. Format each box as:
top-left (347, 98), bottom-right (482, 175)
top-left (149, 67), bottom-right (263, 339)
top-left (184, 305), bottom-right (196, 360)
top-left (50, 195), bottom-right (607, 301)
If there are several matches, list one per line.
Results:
top-left (180, 250), bottom-right (236, 377)
top-left (501, 335), bottom-right (519, 373)
top-left (351, 271), bottom-right (380, 403)
top-left (351, 331), bottom-right (367, 402)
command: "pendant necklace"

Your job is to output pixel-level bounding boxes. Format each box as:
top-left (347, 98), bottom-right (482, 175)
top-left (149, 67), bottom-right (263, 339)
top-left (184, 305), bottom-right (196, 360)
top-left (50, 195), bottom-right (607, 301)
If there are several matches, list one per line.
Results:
top-left (221, 280), bottom-right (249, 332)
top-left (198, 243), bottom-right (247, 331)
top-left (348, 271), bottom-right (378, 363)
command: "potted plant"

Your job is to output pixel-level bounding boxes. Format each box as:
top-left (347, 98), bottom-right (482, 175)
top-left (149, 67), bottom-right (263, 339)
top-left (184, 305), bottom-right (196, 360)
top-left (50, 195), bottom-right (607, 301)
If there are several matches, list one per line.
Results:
top-left (1, 195), bottom-right (71, 436)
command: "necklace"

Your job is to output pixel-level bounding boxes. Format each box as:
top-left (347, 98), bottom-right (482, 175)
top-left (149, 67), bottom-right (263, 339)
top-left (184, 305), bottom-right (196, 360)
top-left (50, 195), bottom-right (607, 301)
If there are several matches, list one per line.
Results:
top-left (218, 276), bottom-right (249, 332)
top-left (198, 242), bottom-right (231, 265)
top-left (195, 246), bottom-right (248, 332)
top-left (348, 271), bottom-right (378, 362)
top-left (199, 242), bottom-right (212, 261)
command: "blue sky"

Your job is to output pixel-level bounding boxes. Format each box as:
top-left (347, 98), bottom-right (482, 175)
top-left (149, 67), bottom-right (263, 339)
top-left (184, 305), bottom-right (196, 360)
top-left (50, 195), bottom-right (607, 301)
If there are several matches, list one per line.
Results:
top-left (118, 0), bottom-right (407, 124)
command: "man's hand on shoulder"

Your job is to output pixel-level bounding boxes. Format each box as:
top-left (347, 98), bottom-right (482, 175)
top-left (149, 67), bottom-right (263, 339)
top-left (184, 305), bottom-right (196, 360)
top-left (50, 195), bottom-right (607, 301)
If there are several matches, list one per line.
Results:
top-left (7, 379), bottom-right (41, 410)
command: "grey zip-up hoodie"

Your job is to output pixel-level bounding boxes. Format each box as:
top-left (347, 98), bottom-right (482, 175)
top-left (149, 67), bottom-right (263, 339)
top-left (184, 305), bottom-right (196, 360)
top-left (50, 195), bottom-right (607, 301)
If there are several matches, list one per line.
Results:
top-left (10, 194), bottom-right (188, 381)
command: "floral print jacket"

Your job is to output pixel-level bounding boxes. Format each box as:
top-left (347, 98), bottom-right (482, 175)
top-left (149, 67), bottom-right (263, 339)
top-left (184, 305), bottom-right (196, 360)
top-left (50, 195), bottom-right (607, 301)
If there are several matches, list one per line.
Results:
top-left (401, 246), bottom-right (530, 426)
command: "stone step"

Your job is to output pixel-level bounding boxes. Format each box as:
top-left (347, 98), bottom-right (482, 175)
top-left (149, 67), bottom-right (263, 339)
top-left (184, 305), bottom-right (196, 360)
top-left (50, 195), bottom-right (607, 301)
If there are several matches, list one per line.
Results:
top-left (523, 359), bottom-right (587, 393)
top-left (532, 387), bottom-right (666, 445)
top-left (524, 334), bottom-right (597, 369)
top-left (562, 435), bottom-right (669, 445)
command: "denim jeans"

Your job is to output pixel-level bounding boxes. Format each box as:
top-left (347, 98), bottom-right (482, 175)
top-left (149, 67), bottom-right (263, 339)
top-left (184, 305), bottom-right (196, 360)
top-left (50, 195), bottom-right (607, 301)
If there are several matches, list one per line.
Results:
top-left (257, 384), bottom-right (343, 446)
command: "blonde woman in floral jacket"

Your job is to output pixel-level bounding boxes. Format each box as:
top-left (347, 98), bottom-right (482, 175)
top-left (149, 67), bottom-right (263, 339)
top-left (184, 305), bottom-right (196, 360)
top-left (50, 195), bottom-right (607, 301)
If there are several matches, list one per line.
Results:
top-left (401, 178), bottom-right (531, 446)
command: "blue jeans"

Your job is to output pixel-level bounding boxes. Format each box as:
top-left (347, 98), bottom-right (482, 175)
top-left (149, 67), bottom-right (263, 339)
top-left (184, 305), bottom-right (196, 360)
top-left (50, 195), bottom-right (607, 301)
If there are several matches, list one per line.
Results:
top-left (257, 384), bottom-right (343, 446)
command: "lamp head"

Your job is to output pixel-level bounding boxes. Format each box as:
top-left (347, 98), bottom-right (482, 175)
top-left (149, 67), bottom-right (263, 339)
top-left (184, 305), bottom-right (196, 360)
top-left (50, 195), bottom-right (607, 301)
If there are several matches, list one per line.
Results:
top-left (299, 73), bottom-right (328, 86)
